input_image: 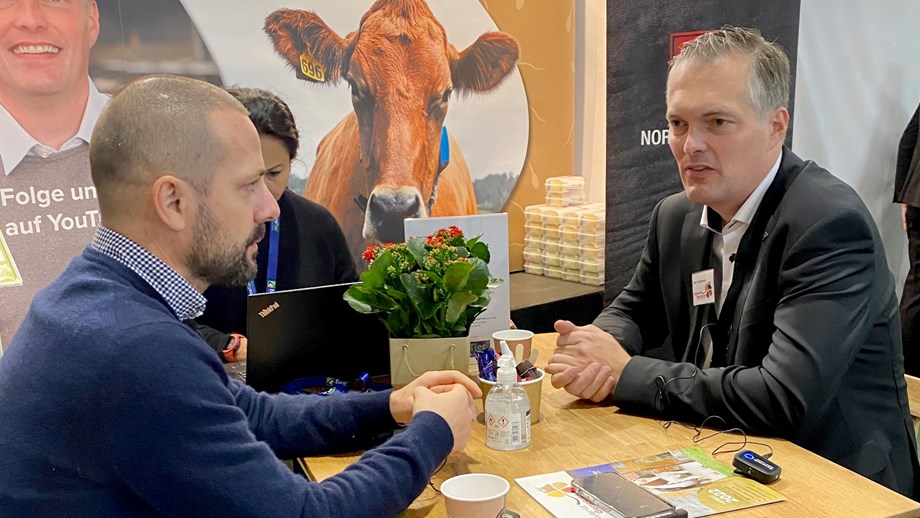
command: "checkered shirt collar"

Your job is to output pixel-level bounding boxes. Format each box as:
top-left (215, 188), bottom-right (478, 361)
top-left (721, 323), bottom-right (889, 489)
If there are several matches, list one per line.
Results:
top-left (91, 226), bottom-right (206, 321)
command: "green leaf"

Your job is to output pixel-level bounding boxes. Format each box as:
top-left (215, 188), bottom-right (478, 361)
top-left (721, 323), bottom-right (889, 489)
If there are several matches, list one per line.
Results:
top-left (446, 291), bottom-right (478, 324)
top-left (463, 259), bottom-right (491, 292)
top-left (406, 237), bottom-right (428, 268)
top-left (385, 311), bottom-right (409, 337)
top-left (469, 240), bottom-right (490, 263)
top-left (384, 288), bottom-right (407, 303)
top-left (363, 252), bottom-right (393, 289)
top-left (401, 272), bottom-right (439, 320)
top-left (343, 285), bottom-right (377, 313)
top-left (443, 261), bottom-right (473, 290)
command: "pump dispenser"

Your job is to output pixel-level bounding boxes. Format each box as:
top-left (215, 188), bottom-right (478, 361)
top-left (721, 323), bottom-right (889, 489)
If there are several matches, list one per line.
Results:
top-left (485, 341), bottom-right (531, 450)
top-left (496, 356), bottom-right (517, 385)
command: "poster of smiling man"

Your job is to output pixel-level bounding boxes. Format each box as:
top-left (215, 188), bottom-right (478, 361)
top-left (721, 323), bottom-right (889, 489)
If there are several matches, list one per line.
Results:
top-left (0, 0), bottom-right (103, 350)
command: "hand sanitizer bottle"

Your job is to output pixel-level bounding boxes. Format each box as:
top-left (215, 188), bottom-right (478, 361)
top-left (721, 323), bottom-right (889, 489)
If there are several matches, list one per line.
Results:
top-left (485, 348), bottom-right (531, 451)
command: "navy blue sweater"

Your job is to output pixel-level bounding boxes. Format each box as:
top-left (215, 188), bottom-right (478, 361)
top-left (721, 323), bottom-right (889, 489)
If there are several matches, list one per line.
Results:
top-left (0, 247), bottom-right (452, 516)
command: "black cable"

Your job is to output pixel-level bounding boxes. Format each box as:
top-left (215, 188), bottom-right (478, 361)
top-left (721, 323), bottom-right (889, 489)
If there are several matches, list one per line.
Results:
top-left (427, 457), bottom-right (449, 494)
top-left (660, 415), bottom-right (774, 458)
top-left (655, 323), bottom-right (719, 412)
top-left (654, 325), bottom-right (777, 461)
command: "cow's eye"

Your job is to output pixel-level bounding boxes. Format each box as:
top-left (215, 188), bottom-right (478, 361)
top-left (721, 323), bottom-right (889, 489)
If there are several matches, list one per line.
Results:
top-left (428, 87), bottom-right (452, 114)
top-left (346, 77), bottom-right (364, 102)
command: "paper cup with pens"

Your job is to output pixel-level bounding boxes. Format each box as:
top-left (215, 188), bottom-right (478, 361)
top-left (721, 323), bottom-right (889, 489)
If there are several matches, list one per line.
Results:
top-left (491, 329), bottom-right (534, 363)
top-left (476, 339), bottom-right (544, 423)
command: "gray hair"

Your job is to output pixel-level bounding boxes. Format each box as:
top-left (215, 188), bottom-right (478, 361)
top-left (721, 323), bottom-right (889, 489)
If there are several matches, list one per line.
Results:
top-left (90, 75), bottom-right (248, 217)
top-left (669, 26), bottom-right (790, 120)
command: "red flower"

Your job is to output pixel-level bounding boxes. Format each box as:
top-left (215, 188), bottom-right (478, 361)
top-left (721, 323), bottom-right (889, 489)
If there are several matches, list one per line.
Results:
top-left (448, 225), bottom-right (462, 236)
top-left (362, 245), bottom-right (378, 262)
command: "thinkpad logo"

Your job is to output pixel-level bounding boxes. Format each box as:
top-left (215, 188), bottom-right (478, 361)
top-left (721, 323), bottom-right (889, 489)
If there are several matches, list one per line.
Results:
top-left (258, 301), bottom-right (280, 318)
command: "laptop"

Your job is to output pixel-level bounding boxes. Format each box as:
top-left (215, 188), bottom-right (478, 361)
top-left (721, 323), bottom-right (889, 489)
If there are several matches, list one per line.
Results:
top-left (245, 282), bottom-right (390, 393)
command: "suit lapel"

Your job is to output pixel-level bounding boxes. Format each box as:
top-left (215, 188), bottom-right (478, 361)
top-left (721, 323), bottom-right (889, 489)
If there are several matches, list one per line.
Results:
top-left (680, 206), bottom-right (712, 363)
top-left (725, 147), bottom-right (804, 361)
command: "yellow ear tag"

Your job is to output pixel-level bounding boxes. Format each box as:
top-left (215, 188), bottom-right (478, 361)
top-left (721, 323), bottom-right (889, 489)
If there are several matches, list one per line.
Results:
top-left (299, 52), bottom-right (326, 83)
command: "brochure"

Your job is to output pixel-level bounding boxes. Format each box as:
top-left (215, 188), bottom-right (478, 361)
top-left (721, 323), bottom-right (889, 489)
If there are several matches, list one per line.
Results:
top-left (515, 446), bottom-right (784, 517)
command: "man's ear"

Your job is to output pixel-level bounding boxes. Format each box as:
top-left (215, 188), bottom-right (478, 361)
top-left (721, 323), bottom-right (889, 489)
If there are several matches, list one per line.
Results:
top-left (151, 175), bottom-right (195, 232)
top-left (87, 0), bottom-right (100, 48)
top-left (769, 106), bottom-right (790, 148)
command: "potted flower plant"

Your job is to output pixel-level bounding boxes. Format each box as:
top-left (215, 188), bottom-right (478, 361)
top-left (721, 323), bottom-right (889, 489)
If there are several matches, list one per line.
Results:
top-left (344, 226), bottom-right (503, 386)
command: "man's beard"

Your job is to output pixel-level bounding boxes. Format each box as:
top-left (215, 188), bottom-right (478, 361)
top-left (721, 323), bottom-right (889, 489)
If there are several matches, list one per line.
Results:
top-left (187, 203), bottom-right (265, 287)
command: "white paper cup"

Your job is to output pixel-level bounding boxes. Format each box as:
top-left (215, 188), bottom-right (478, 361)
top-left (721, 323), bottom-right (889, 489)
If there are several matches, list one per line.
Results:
top-left (441, 473), bottom-right (510, 518)
top-left (491, 329), bottom-right (534, 361)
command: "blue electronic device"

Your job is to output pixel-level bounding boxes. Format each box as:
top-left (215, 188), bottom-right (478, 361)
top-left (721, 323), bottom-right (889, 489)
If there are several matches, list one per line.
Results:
top-left (732, 450), bottom-right (781, 484)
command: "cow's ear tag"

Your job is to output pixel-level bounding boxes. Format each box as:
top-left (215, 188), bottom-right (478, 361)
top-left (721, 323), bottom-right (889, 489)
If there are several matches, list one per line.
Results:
top-left (298, 52), bottom-right (326, 83)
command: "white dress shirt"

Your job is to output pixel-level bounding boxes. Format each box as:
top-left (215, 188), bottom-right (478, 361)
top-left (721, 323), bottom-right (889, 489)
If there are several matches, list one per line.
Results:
top-left (697, 151), bottom-right (782, 366)
top-left (0, 77), bottom-right (109, 176)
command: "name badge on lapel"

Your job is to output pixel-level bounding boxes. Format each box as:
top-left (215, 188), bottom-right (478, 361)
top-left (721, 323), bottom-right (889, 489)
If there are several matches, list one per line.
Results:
top-left (692, 269), bottom-right (716, 306)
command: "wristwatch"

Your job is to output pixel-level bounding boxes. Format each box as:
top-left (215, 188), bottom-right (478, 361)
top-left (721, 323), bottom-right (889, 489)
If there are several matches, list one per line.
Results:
top-left (222, 333), bottom-right (244, 363)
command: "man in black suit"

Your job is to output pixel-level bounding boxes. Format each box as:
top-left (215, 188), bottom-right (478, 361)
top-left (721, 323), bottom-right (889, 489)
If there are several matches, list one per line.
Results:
top-left (895, 102), bottom-right (920, 375)
top-left (546, 26), bottom-right (919, 498)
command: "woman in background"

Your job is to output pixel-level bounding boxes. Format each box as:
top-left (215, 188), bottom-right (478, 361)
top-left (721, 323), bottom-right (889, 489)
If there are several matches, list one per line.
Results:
top-left (196, 87), bottom-right (357, 362)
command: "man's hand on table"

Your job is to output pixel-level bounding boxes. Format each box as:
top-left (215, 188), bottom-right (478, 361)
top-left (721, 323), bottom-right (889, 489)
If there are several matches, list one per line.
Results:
top-left (389, 371), bottom-right (481, 452)
top-left (546, 319), bottom-right (631, 402)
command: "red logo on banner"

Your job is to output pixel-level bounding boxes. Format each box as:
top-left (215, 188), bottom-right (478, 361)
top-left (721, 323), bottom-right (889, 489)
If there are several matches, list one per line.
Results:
top-left (670, 31), bottom-right (707, 60)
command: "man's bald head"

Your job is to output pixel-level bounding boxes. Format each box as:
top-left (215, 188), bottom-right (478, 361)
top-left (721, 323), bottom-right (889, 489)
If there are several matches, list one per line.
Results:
top-left (89, 75), bottom-right (248, 219)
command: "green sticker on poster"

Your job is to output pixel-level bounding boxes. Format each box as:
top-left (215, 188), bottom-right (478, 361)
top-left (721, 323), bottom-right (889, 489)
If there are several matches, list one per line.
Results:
top-left (0, 233), bottom-right (22, 287)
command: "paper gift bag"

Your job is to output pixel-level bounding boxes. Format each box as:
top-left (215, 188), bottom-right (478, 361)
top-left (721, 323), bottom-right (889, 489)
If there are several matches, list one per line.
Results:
top-left (389, 336), bottom-right (470, 388)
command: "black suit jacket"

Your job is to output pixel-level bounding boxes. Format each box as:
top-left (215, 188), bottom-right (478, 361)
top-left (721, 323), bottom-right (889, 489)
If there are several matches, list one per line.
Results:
top-left (895, 103), bottom-right (920, 207)
top-left (598, 148), bottom-right (920, 498)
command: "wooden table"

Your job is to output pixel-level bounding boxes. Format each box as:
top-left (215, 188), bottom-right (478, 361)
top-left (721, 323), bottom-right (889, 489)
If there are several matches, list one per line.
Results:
top-left (302, 334), bottom-right (920, 517)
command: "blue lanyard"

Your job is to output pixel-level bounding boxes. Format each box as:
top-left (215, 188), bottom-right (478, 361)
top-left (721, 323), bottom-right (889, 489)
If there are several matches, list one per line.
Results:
top-left (247, 217), bottom-right (280, 295)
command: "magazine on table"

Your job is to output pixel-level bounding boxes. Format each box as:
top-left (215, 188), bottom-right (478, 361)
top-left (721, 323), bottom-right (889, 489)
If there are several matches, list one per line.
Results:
top-left (515, 446), bottom-right (784, 517)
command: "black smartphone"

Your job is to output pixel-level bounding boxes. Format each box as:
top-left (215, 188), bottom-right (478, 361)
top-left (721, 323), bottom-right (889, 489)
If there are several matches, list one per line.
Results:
top-left (571, 472), bottom-right (688, 518)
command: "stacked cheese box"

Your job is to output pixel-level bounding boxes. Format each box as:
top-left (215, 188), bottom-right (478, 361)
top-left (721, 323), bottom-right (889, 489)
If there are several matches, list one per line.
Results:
top-left (523, 176), bottom-right (604, 286)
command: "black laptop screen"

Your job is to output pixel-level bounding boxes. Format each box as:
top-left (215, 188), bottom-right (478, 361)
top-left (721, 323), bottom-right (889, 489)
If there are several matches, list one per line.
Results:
top-left (245, 283), bottom-right (390, 393)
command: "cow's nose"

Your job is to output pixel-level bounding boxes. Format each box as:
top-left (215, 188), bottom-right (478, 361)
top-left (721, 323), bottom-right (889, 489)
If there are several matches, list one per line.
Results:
top-left (364, 186), bottom-right (426, 244)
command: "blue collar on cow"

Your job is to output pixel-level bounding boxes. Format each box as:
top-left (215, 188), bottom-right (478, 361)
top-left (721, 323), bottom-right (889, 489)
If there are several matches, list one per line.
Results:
top-left (427, 126), bottom-right (451, 214)
top-left (353, 126), bottom-right (451, 215)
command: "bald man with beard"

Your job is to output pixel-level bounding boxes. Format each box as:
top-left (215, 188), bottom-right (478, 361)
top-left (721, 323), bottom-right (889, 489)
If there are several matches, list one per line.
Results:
top-left (0, 75), bottom-right (480, 517)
